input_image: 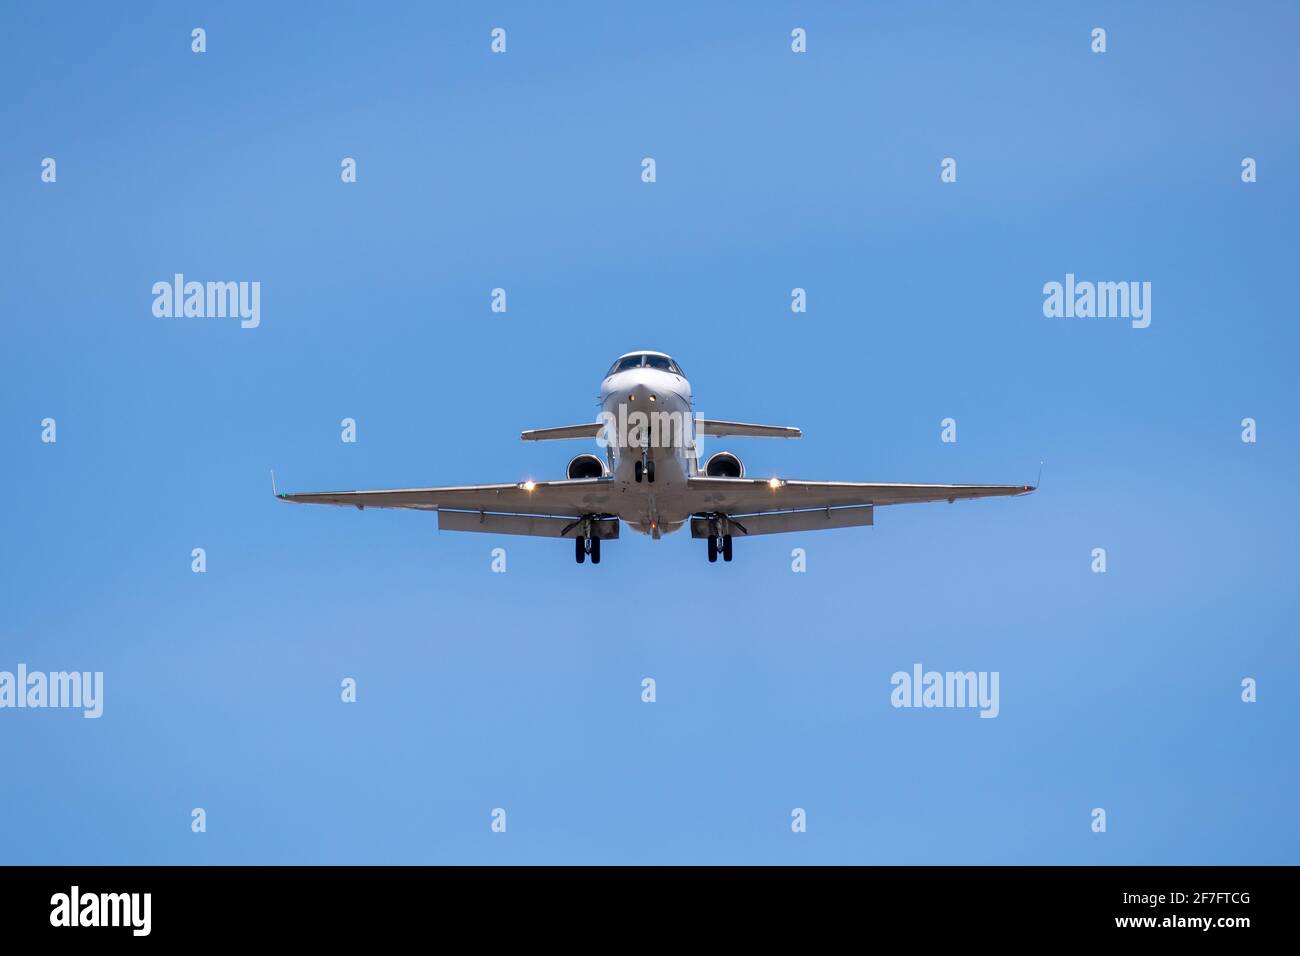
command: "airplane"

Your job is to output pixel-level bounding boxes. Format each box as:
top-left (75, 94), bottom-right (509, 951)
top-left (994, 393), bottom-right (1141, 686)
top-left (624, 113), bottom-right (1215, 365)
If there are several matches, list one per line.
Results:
top-left (275, 350), bottom-right (1036, 564)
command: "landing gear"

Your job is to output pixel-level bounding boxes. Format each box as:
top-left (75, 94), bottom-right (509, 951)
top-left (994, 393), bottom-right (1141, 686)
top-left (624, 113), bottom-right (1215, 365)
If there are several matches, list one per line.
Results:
top-left (575, 533), bottom-right (601, 565)
top-left (635, 450), bottom-right (655, 483)
top-left (703, 516), bottom-right (736, 564)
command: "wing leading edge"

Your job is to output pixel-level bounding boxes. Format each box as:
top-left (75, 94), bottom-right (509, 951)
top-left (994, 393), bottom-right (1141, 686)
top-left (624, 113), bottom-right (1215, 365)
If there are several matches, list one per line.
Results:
top-left (687, 476), bottom-right (1035, 517)
top-left (276, 477), bottom-right (616, 519)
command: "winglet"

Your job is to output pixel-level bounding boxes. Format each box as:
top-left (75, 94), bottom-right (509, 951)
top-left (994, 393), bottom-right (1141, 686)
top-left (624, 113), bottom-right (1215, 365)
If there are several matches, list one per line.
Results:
top-left (1022, 460), bottom-right (1043, 495)
top-left (270, 469), bottom-right (280, 498)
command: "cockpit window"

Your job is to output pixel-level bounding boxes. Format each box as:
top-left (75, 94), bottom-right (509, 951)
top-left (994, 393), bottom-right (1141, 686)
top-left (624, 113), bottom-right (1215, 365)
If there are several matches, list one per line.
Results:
top-left (610, 355), bottom-right (644, 375)
top-left (606, 353), bottom-right (684, 376)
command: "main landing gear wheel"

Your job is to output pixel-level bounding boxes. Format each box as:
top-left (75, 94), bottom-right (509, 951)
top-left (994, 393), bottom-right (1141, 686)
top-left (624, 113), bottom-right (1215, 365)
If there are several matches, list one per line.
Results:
top-left (722, 534), bottom-right (733, 562)
top-left (575, 534), bottom-right (600, 564)
top-left (707, 536), bottom-right (718, 563)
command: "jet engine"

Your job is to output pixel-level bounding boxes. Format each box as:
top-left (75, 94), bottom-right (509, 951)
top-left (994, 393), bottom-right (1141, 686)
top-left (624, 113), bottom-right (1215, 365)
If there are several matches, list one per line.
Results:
top-left (703, 451), bottom-right (744, 479)
top-left (566, 453), bottom-right (608, 480)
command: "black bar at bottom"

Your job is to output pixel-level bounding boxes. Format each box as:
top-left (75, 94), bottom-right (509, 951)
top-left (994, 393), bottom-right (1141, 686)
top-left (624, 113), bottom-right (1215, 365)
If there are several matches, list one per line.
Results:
top-left (0, 865), bottom-right (1288, 941)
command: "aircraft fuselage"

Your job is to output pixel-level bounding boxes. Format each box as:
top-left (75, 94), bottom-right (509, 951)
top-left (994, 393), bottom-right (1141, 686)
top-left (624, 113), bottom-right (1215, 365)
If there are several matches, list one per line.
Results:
top-left (598, 355), bottom-right (697, 538)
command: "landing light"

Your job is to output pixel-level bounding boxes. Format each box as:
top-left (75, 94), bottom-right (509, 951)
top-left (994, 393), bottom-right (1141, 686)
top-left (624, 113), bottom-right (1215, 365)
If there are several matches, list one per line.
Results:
top-left (768, 477), bottom-right (782, 489)
top-left (649, 395), bottom-right (656, 402)
top-left (522, 480), bottom-right (537, 492)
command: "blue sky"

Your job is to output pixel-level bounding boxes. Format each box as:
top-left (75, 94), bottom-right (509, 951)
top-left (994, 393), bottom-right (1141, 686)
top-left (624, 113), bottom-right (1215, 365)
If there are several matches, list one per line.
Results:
top-left (1, 1), bottom-right (1297, 864)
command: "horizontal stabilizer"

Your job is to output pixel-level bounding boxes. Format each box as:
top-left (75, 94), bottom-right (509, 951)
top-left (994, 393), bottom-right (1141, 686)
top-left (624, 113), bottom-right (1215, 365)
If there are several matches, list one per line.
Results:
top-left (520, 423), bottom-right (605, 442)
top-left (698, 420), bottom-right (801, 439)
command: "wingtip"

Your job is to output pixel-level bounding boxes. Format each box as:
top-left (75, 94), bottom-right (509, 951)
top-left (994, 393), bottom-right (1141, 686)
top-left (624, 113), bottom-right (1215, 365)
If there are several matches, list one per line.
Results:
top-left (1018, 462), bottom-right (1043, 495)
top-left (270, 469), bottom-right (284, 499)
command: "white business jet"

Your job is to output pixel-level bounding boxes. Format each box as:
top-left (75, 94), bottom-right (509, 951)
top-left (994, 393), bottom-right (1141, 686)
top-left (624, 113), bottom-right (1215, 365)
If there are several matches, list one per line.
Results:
top-left (276, 350), bottom-right (1035, 564)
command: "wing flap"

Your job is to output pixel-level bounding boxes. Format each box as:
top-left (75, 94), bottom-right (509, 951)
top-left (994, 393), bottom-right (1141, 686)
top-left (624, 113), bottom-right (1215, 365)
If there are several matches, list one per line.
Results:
top-left (690, 505), bottom-right (874, 537)
top-left (438, 511), bottom-right (619, 538)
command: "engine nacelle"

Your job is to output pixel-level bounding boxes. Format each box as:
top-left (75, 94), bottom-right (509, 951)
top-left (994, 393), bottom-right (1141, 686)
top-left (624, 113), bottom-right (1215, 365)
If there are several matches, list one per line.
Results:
top-left (703, 451), bottom-right (744, 479)
top-left (566, 453), bottom-right (607, 480)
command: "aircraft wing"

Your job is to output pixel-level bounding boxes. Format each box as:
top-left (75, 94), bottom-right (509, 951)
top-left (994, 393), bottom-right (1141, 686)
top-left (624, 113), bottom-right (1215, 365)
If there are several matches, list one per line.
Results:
top-left (276, 478), bottom-right (619, 537)
top-left (687, 477), bottom-right (1035, 516)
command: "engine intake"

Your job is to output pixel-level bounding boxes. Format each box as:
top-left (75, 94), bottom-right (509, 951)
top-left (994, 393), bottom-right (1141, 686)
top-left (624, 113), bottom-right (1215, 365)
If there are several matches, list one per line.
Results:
top-left (703, 451), bottom-right (744, 479)
top-left (567, 453), bottom-right (607, 480)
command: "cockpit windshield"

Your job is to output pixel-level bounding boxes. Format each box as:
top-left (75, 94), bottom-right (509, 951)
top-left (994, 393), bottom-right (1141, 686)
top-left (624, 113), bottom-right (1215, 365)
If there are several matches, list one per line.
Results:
top-left (606, 353), bottom-right (684, 376)
top-left (611, 355), bottom-right (644, 374)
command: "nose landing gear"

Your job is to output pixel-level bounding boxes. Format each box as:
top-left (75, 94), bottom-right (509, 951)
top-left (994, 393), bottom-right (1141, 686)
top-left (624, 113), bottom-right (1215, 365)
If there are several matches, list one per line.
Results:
top-left (634, 453), bottom-right (655, 483)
